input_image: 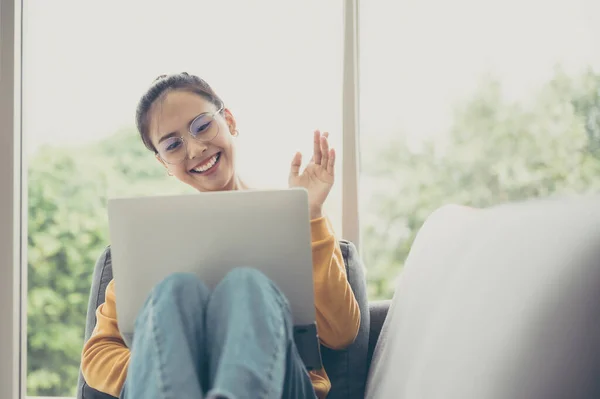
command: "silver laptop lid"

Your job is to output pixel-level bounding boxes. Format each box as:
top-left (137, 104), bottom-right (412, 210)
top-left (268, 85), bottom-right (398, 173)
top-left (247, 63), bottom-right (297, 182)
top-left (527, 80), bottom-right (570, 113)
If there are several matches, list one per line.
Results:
top-left (107, 188), bottom-right (316, 340)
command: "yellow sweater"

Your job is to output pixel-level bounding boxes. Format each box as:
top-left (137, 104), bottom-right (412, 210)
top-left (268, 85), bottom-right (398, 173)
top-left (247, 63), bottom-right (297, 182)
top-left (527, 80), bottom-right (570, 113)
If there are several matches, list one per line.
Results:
top-left (81, 217), bottom-right (361, 398)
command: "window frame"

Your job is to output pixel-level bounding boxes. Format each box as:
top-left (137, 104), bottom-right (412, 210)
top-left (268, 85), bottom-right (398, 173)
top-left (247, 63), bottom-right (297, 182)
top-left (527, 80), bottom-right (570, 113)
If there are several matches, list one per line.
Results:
top-left (1, 0), bottom-right (362, 397)
top-left (342, 0), bottom-right (361, 250)
top-left (0, 0), bottom-right (24, 398)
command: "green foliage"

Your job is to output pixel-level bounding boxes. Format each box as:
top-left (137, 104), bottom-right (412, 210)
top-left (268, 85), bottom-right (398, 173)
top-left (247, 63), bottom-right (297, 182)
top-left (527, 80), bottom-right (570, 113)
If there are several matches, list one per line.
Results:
top-left (27, 146), bottom-right (110, 397)
top-left (363, 67), bottom-right (600, 300)
top-left (26, 67), bottom-right (600, 395)
top-left (26, 131), bottom-right (190, 396)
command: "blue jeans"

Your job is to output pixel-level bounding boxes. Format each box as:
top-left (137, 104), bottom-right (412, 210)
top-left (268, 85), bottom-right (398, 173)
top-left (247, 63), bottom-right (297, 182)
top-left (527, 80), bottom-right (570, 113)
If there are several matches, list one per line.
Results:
top-left (121, 267), bottom-right (317, 399)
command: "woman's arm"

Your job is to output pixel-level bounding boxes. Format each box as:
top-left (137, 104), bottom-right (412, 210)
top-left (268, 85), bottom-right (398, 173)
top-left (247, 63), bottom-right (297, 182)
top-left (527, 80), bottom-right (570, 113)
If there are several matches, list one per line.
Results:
top-left (81, 279), bottom-right (130, 397)
top-left (311, 216), bottom-right (361, 350)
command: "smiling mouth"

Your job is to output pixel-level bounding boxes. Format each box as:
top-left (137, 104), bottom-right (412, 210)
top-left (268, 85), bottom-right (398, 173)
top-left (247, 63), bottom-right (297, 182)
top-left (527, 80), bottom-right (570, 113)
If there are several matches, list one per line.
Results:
top-left (190, 152), bottom-right (221, 174)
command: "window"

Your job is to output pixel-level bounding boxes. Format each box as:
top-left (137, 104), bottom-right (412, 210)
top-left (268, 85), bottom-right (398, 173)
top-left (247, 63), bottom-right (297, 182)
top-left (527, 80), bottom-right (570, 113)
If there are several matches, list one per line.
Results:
top-left (23, 1), bottom-right (343, 396)
top-left (359, 0), bottom-right (600, 300)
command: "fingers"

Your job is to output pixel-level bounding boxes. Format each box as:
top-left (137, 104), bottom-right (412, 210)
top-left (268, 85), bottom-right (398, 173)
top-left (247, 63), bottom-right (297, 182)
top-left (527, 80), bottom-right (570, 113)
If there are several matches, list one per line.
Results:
top-left (308, 130), bottom-right (334, 176)
top-left (313, 130), bottom-right (322, 165)
top-left (320, 132), bottom-right (330, 167)
top-left (290, 151), bottom-right (302, 178)
top-left (327, 148), bottom-right (335, 175)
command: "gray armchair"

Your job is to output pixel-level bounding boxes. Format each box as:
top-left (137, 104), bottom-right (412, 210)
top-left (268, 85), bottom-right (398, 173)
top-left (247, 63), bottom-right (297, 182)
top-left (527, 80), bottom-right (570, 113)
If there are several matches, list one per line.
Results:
top-left (77, 240), bottom-right (389, 399)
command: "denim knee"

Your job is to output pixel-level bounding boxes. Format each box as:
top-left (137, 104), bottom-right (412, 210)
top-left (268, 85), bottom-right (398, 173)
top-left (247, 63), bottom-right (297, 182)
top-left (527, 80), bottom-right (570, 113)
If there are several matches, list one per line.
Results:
top-left (219, 267), bottom-right (272, 293)
top-left (212, 267), bottom-right (291, 315)
top-left (150, 272), bottom-right (210, 309)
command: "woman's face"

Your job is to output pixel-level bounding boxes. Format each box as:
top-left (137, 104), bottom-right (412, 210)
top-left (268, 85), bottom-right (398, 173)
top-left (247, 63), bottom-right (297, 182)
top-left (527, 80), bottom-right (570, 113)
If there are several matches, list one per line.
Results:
top-left (147, 90), bottom-right (239, 192)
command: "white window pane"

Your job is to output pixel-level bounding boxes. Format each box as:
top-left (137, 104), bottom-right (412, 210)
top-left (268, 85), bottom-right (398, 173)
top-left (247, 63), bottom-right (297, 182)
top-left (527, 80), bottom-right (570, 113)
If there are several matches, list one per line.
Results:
top-left (23, 1), bottom-right (342, 396)
top-left (360, 0), bottom-right (600, 300)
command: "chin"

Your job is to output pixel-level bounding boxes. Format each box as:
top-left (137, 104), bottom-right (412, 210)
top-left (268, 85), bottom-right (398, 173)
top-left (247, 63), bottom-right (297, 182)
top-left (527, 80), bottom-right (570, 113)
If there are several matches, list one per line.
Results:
top-left (189, 170), bottom-right (235, 192)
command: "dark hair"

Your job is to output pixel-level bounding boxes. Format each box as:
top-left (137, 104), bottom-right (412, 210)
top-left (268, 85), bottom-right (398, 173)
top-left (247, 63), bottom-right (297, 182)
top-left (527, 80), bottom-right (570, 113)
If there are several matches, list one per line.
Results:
top-left (135, 72), bottom-right (224, 152)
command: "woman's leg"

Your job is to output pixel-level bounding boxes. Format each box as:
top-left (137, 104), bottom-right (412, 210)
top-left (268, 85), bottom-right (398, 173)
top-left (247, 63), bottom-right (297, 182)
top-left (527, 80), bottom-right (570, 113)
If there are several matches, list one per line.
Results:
top-left (122, 273), bottom-right (210, 399)
top-left (204, 267), bottom-right (316, 399)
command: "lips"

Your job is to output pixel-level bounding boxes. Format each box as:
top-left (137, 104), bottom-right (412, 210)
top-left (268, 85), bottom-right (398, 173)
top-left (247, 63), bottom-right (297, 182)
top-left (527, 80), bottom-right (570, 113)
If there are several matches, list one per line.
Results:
top-left (190, 152), bottom-right (221, 174)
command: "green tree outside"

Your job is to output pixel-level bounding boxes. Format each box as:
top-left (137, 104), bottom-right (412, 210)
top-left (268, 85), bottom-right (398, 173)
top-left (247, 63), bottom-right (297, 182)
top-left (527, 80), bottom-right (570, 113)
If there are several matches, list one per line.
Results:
top-left (362, 67), bottom-right (600, 299)
top-left (27, 134), bottom-right (190, 395)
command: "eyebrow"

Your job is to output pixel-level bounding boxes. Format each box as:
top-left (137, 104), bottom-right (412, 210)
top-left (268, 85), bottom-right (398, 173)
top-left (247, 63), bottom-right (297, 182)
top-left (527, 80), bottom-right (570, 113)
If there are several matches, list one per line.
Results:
top-left (157, 113), bottom-right (207, 144)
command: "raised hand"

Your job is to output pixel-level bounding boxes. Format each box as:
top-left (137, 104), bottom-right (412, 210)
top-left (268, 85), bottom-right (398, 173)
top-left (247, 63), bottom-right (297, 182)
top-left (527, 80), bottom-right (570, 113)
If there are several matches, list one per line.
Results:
top-left (289, 130), bottom-right (335, 220)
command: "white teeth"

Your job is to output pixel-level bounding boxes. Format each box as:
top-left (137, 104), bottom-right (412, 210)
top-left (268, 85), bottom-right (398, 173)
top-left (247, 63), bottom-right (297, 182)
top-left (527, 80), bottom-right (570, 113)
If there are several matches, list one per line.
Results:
top-left (193, 154), bottom-right (219, 173)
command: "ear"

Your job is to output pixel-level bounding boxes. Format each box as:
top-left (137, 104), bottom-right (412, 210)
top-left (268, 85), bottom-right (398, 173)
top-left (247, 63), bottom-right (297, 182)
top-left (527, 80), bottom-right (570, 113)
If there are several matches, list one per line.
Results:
top-left (155, 153), bottom-right (171, 175)
top-left (155, 153), bottom-right (165, 167)
top-left (223, 108), bottom-right (237, 136)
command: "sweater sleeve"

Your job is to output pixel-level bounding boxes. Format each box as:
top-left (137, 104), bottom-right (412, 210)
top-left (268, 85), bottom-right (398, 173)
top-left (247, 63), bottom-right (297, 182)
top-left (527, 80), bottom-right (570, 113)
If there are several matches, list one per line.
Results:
top-left (310, 217), bottom-right (361, 349)
top-left (81, 279), bottom-right (130, 397)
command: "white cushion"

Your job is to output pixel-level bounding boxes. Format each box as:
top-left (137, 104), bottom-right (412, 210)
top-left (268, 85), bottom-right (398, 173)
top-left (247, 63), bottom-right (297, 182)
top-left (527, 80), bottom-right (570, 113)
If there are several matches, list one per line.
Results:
top-left (366, 198), bottom-right (600, 399)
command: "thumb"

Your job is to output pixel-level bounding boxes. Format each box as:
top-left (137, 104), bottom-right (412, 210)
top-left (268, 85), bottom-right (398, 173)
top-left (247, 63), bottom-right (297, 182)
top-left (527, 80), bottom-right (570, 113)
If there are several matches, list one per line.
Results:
top-left (289, 152), bottom-right (302, 179)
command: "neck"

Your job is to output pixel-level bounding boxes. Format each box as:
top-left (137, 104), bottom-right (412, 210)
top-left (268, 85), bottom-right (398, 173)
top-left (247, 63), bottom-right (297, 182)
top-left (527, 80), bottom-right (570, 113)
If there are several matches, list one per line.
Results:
top-left (230, 174), bottom-right (249, 191)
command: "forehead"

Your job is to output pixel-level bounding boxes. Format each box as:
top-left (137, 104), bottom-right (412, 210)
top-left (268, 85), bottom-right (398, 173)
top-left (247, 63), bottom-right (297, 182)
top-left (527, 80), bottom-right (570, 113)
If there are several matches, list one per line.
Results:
top-left (148, 90), bottom-right (215, 143)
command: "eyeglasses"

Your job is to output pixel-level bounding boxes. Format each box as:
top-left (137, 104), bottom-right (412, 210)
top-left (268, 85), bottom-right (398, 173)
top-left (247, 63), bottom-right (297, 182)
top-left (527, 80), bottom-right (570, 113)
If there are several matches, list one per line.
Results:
top-left (156, 104), bottom-right (224, 165)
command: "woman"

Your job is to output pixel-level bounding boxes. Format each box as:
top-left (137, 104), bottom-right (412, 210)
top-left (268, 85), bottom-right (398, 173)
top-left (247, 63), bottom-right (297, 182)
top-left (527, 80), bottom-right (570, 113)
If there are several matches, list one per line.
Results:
top-left (80, 72), bottom-right (361, 399)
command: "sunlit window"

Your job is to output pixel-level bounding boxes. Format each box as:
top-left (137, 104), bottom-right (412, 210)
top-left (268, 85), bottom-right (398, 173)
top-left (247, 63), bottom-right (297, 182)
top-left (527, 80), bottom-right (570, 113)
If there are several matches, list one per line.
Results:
top-left (359, 0), bottom-right (600, 299)
top-left (23, 1), bottom-right (343, 396)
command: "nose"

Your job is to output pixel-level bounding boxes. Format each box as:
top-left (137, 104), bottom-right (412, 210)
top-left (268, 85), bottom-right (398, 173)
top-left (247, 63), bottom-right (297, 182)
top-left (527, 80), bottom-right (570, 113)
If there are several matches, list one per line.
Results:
top-left (187, 138), bottom-right (208, 160)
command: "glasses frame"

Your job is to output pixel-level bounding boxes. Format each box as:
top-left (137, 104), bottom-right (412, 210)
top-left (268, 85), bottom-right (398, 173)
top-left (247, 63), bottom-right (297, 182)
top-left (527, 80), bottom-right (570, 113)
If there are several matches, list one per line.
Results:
top-left (156, 104), bottom-right (225, 165)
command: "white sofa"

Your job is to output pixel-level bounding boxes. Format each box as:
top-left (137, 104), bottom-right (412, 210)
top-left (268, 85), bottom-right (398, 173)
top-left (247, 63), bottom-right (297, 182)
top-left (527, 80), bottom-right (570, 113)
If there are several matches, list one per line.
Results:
top-left (366, 198), bottom-right (600, 399)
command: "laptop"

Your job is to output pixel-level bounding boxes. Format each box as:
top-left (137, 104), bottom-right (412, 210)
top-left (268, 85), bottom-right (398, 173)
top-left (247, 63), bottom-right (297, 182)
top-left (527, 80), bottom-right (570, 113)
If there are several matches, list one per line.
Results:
top-left (107, 188), bottom-right (322, 370)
